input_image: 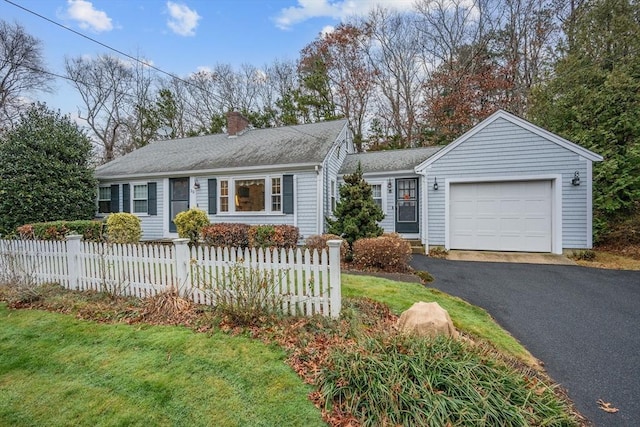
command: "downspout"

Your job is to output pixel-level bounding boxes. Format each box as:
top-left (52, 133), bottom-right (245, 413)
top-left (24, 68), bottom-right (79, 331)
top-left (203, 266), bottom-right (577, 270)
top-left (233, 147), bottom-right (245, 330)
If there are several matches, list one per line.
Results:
top-left (416, 167), bottom-right (429, 255)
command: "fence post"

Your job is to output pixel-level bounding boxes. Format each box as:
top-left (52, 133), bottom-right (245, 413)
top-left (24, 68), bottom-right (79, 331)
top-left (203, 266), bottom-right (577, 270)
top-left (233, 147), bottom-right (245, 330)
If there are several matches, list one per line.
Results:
top-left (173, 238), bottom-right (190, 294)
top-left (66, 235), bottom-right (82, 290)
top-left (327, 240), bottom-right (342, 318)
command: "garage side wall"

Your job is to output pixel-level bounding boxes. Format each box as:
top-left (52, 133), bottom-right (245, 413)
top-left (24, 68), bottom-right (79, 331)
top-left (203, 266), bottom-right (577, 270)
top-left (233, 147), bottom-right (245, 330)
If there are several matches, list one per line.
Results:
top-left (426, 117), bottom-right (592, 249)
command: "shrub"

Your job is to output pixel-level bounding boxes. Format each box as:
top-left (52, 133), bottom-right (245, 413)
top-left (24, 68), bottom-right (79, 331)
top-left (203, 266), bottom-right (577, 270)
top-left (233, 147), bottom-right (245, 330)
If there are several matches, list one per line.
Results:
top-left (304, 234), bottom-right (349, 261)
top-left (15, 220), bottom-right (104, 242)
top-left (174, 208), bottom-right (210, 245)
top-left (248, 225), bottom-right (276, 248)
top-left (201, 223), bottom-right (250, 248)
top-left (272, 225), bottom-right (300, 249)
top-left (318, 333), bottom-right (577, 427)
top-left (204, 262), bottom-right (284, 326)
top-left (105, 213), bottom-right (141, 243)
top-left (429, 246), bottom-right (449, 259)
top-left (571, 249), bottom-right (597, 261)
top-left (352, 233), bottom-right (412, 272)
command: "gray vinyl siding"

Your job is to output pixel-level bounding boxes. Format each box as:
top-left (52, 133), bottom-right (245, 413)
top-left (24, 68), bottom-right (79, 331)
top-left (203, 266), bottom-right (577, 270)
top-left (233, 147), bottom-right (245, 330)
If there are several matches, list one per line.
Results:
top-left (324, 125), bottom-right (354, 222)
top-left (140, 180), bottom-right (164, 240)
top-left (426, 117), bottom-right (592, 248)
top-left (296, 172), bottom-right (322, 238)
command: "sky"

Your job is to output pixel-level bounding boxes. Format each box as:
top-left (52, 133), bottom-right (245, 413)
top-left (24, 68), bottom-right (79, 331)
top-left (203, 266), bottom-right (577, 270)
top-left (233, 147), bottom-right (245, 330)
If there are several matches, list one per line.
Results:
top-left (1, 0), bottom-right (415, 118)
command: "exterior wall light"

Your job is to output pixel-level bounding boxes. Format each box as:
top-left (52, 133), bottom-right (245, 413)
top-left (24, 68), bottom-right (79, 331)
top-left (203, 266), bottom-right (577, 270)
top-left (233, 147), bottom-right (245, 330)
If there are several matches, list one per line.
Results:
top-left (433, 177), bottom-right (439, 191)
top-left (571, 171), bottom-right (580, 186)
top-left (193, 179), bottom-right (201, 190)
top-left (387, 179), bottom-right (393, 193)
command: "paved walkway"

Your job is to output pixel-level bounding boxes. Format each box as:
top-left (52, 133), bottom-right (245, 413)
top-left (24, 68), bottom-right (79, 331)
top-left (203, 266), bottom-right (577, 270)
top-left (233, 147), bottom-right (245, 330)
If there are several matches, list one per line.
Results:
top-left (410, 255), bottom-right (640, 426)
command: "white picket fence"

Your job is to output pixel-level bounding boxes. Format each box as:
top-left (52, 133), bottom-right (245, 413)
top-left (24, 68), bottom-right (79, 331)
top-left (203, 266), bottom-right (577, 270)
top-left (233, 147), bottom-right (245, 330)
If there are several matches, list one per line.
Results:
top-left (0, 236), bottom-right (342, 317)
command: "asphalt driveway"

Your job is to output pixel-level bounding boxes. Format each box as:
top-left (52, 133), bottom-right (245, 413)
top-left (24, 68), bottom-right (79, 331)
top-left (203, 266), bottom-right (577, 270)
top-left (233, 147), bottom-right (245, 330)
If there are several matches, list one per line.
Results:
top-left (410, 255), bottom-right (640, 426)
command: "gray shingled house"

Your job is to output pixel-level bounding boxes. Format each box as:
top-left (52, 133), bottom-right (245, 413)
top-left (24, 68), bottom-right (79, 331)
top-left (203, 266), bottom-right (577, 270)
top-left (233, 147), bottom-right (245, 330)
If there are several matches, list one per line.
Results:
top-left (95, 110), bottom-right (602, 254)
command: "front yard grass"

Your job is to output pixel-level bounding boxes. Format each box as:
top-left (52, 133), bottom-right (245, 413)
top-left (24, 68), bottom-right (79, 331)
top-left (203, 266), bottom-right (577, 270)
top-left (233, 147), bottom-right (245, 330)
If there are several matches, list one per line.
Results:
top-left (0, 303), bottom-right (325, 427)
top-left (342, 273), bottom-right (536, 365)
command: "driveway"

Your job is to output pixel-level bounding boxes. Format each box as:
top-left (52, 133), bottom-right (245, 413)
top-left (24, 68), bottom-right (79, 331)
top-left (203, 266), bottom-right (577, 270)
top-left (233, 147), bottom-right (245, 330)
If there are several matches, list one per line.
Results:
top-left (410, 255), bottom-right (640, 426)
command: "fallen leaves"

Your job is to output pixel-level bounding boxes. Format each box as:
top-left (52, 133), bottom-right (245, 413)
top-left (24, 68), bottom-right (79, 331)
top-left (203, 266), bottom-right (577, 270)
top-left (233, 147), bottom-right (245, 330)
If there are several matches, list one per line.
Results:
top-left (597, 399), bottom-right (619, 413)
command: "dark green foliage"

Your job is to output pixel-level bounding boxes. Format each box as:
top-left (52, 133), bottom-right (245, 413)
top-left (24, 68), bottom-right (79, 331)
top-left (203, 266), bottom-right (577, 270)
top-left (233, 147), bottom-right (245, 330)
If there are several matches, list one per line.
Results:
top-left (529, 0), bottom-right (640, 238)
top-left (16, 220), bottom-right (104, 242)
top-left (319, 334), bottom-right (577, 427)
top-left (327, 163), bottom-right (384, 249)
top-left (0, 103), bottom-right (97, 235)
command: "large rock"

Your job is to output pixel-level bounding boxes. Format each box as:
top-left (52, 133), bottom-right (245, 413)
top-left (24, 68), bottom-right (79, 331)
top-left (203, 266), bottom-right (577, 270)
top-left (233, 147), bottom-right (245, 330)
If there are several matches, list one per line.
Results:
top-left (396, 301), bottom-right (458, 338)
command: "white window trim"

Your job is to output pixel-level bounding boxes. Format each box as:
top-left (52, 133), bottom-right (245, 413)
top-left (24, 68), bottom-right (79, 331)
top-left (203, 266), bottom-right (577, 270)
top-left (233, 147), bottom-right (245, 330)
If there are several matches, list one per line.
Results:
top-left (367, 181), bottom-right (386, 213)
top-left (131, 181), bottom-right (149, 216)
top-left (217, 175), bottom-right (285, 215)
top-left (97, 185), bottom-right (111, 216)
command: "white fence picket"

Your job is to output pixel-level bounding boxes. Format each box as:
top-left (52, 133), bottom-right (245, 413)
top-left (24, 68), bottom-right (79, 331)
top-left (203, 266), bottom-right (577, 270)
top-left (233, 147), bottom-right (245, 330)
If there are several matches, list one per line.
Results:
top-left (0, 237), bottom-right (341, 317)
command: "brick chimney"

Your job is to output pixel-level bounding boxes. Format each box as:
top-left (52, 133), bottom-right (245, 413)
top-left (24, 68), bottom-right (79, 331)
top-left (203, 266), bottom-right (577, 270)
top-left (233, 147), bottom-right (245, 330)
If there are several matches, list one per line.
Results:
top-left (226, 111), bottom-right (250, 137)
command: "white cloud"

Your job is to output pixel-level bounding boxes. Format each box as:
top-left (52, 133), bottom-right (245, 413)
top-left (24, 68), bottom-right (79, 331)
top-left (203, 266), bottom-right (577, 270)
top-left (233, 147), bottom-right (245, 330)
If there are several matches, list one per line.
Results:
top-left (166, 1), bottom-right (201, 36)
top-left (320, 25), bottom-right (335, 37)
top-left (66, 0), bottom-right (113, 32)
top-left (274, 0), bottom-right (415, 29)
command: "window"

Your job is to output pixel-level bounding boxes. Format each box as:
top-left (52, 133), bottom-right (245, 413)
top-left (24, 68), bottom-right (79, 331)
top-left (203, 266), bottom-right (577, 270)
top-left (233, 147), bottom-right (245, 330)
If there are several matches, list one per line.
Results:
top-left (235, 179), bottom-right (265, 212)
top-left (220, 180), bottom-right (229, 212)
top-left (133, 184), bottom-right (148, 214)
top-left (98, 186), bottom-right (111, 214)
top-left (371, 184), bottom-right (383, 210)
top-left (331, 180), bottom-right (336, 212)
top-left (271, 177), bottom-right (281, 211)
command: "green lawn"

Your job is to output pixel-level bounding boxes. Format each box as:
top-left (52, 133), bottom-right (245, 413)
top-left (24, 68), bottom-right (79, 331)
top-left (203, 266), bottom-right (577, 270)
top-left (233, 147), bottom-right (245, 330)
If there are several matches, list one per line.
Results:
top-left (0, 303), bottom-right (324, 427)
top-left (342, 274), bottom-right (535, 364)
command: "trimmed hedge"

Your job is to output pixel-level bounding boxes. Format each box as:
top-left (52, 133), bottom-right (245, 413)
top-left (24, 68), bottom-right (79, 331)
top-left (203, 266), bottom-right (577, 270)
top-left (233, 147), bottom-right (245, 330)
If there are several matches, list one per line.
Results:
top-left (174, 208), bottom-right (210, 245)
top-left (352, 233), bottom-right (412, 272)
top-left (201, 223), bottom-right (299, 249)
top-left (105, 213), bottom-right (142, 244)
top-left (15, 220), bottom-right (105, 242)
top-left (304, 234), bottom-right (349, 261)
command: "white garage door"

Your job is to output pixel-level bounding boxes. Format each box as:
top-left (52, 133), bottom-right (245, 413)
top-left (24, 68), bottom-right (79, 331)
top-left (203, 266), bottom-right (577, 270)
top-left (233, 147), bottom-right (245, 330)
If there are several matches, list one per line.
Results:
top-left (449, 181), bottom-right (552, 252)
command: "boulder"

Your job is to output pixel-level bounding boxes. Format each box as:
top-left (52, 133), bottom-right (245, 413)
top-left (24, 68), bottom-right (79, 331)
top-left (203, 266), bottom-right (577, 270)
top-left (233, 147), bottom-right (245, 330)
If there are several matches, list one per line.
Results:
top-left (396, 301), bottom-right (458, 338)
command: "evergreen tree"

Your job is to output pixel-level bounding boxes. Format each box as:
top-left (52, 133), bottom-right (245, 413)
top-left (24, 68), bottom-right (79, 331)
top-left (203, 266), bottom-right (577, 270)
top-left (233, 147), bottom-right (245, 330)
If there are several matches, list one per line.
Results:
top-left (529, 0), bottom-right (640, 237)
top-left (327, 163), bottom-right (384, 249)
top-left (0, 103), bottom-right (97, 234)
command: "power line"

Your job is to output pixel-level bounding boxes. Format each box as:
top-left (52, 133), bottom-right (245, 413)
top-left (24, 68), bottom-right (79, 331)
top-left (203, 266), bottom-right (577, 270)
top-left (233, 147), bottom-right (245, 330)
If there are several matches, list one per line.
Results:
top-left (2, 0), bottom-right (206, 93)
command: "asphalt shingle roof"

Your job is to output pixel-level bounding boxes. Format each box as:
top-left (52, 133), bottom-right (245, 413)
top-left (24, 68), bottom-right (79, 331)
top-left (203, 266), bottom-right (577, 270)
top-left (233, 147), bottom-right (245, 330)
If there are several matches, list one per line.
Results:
top-left (340, 146), bottom-right (444, 175)
top-left (95, 119), bottom-right (348, 179)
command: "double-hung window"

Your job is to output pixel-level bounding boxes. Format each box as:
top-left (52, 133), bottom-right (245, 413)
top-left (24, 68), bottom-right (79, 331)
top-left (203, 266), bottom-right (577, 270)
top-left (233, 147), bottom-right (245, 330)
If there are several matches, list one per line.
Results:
top-left (371, 183), bottom-right (383, 210)
top-left (133, 184), bottom-right (148, 214)
top-left (271, 177), bottom-right (282, 211)
top-left (98, 186), bottom-right (111, 214)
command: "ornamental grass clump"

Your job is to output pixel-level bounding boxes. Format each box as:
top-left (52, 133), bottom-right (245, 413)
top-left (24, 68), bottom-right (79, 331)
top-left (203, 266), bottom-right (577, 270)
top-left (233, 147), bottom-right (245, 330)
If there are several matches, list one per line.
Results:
top-left (318, 333), bottom-right (578, 427)
top-left (204, 263), bottom-right (285, 326)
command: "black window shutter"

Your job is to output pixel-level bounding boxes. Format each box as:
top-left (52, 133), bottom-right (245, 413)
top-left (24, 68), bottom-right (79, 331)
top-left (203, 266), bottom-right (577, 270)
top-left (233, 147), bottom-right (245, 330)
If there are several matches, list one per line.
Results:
top-left (147, 182), bottom-right (157, 215)
top-left (122, 184), bottom-right (131, 213)
top-left (283, 175), bottom-right (294, 214)
top-left (208, 179), bottom-right (217, 214)
top-left (110, 184), bottom-right (120, 213)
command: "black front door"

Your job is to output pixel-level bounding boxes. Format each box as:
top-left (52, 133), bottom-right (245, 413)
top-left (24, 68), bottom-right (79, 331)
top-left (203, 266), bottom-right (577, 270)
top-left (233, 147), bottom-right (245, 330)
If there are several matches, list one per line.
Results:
top-left (169, 178), bottom-right (190, 233)
top-left (395, 178), bottom-right (419, 233)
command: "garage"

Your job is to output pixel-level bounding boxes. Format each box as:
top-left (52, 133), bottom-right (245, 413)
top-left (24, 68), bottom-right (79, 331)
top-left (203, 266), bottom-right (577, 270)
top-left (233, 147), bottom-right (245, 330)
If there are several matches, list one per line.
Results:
top-left (449, 180), bottom-right (552, 252)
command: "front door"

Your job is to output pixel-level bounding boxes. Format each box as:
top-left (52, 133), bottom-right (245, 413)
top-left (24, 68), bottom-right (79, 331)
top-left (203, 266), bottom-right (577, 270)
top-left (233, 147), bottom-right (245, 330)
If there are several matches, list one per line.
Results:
top-left (169, 178), bottom-right (190, 233)
top-left (395, 178), bottom-right (419, 233)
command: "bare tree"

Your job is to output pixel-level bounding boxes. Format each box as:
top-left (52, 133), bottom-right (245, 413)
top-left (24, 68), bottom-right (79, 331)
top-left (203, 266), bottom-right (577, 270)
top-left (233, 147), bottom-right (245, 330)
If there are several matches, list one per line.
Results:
top-left (65, 54), bottom-right (135, 163)
top-left (365, 8), bottom-right (424, 148)
top-left (0, 20), bottom-right (52, 130)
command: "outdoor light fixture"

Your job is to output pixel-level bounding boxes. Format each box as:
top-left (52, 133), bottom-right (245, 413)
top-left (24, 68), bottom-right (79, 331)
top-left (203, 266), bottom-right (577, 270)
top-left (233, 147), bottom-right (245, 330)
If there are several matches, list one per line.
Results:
top-left (433, 177), bottom-right (439, 191)
top-left (571, 171), bottom-right (580, 186)
top-left (194, 179), bottom-right (201, 190)
top-left (387, 179), bottom-right (392, 193)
